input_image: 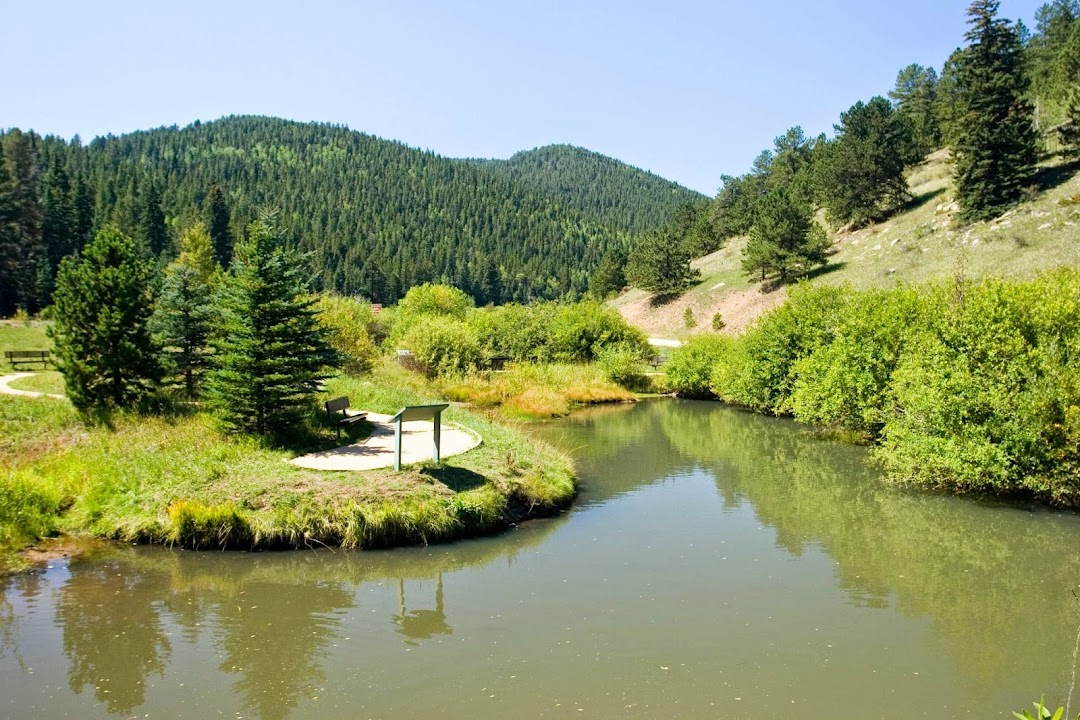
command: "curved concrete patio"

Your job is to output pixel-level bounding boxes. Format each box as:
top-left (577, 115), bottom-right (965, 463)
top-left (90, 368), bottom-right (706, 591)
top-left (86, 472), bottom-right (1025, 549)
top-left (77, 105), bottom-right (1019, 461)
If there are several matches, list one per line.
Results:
top-left (289, 411), bottom-right (482, 472)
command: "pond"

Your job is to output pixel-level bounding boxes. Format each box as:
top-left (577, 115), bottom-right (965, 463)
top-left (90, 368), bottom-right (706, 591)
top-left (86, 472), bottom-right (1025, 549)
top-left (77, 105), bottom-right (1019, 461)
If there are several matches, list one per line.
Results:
top-left (3, 399), bottom-right (1080, 718)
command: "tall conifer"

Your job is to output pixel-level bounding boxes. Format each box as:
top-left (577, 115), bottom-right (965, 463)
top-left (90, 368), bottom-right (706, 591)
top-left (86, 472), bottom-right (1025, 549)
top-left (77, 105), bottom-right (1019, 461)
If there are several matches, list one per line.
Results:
top-left (953, 0), bottom-right (1039, 222)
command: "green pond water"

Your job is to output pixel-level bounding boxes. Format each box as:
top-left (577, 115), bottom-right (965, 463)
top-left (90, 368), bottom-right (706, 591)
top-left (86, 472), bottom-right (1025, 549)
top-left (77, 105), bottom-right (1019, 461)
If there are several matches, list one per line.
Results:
top-left (3, 399), bottom-right (1080, 719)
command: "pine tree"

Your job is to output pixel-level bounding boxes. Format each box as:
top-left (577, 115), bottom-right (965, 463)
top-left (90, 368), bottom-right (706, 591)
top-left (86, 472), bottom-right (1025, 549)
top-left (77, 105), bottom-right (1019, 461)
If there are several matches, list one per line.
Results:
top-left (137, 182), bottom-right (169, 257)
top-left (41, 156), bottom-right (78, 281)
top-left (0, 156), bottom-right (21, 316)
top-left (72, 175), bottom-right (96, 253)
top-left (742, 187), bottom-right (829, 282)
top-left (625, 228), bottom-right (699, 296)
top-left (49, 227), bottom-right (162, 411)
top-left (3, 129), bottom-right (48, 313)
top-left (204, 185), bottom-right (234, 268)
top-left (588, 247), bottom-right (627, 298)
top-left (816, 97), bottom-right (913, 227)
top-left (953, 0), bottom-right (1039, 222)
top-left (206, 216), bottom-right (338, 436)
top-left (889, 64), bottom-right (942, 158)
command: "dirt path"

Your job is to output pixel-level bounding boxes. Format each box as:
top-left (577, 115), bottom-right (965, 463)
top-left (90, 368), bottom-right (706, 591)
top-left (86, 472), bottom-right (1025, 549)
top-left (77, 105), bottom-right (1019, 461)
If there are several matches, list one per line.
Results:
top-left (0, 372), bottom-right (65, 400)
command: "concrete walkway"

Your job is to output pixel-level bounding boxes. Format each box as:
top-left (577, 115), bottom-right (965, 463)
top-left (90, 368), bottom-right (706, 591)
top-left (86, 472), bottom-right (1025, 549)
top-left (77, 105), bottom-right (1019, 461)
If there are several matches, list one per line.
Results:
top-left (289, 412), bottom-right (482, 472)
top-left (0, 372), bottom-right (65, 400)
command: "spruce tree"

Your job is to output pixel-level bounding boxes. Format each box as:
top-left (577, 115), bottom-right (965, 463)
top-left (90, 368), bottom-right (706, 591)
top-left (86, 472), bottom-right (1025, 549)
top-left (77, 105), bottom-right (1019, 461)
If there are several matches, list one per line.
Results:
top-left (137, 182), bottom-right (169, 257)
top-left (889, 64), bottom-right (942, 159)
top-left (953, 0), bottom-right (1039, 222)
top-left (207, 217), bottom-right (338, 436)
top-left (204, 185), bottom-right (234, 268)
top-left (0, 156), bottom-right (20, 316)
top-left (742, 187), bottom-right (829, 282)
top-left (152, 224), bottom-right (220, 397)
top-left (41, 156), bottom-right (78, 281)
top-left (49, 227), bottom-right (162, 411)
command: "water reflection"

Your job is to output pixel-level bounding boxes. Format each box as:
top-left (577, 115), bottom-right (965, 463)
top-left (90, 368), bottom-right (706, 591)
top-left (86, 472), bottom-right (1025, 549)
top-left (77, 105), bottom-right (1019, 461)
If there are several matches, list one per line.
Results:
top-left (392, 574), bottom-right (451, 646)
top-left (3, 399), bottom-right (1080, 718)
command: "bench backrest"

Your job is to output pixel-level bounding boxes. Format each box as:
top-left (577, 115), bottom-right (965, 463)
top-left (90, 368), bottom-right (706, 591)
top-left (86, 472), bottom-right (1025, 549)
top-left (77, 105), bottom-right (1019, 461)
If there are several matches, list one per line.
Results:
top-left (5, 350), bottom-right (49, 359)
top-left (390, 403), bottom-right (450, 423)
top-left (325, 396), bottom-right (350, 414)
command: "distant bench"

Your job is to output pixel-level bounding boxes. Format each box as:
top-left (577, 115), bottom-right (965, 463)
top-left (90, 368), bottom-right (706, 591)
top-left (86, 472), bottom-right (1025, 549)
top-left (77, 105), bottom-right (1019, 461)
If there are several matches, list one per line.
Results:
top-left (324, 396), bottom-right (367, 440)
top-left (648, 355), bottom-right (668, 369)
top-left (5, 350), bottom-right (50, 370)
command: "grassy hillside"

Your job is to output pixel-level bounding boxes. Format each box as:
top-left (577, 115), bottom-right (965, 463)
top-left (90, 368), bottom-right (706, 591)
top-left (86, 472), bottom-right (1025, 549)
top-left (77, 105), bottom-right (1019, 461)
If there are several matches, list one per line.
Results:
top-left (615, 151), bottom-right (1080, 338)
top-left (470, 144), bottom-right (705, 233)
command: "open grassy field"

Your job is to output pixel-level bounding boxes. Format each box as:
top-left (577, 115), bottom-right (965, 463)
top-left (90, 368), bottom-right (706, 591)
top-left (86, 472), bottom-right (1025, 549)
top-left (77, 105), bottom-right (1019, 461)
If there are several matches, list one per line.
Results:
top-left (614, 152), bottom-right (1080, 339)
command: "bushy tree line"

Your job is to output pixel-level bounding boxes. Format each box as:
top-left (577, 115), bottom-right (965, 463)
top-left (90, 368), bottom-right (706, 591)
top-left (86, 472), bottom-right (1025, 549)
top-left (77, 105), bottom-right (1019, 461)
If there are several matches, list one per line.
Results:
top-left (665, 270), bottom-right (1080, 507)
top-left (50, 217), bottom-right (338, 437)
top-left (388, 283), bottom-right (650, 377)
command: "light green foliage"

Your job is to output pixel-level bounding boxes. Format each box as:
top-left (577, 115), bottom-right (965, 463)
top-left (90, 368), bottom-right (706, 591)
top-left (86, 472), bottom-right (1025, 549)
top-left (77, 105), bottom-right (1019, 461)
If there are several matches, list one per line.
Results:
top-left (390, 282), bottom-right (475, 346)
top-left (545, 301), bottom-right (650, 362)
top-left (711, 312), bottom-right (725, 331)
top-left (594, 342), bottom-right (649, 391)
top-left (467, 303), bottom-right (555, 361)
top-left (877, 271), bottom-right (1080, 504)
top-left (401, 316), bottom-right (482, 377)
top-left (788, 287), bottom-right (922, 434)
top-left (206, 218), bottom-right (338, 436)
top-left (665, 334), bottom-right (733, 399)
top-left (315, 294), bottom-right (380, 375)
top-left (1013, 697), bottom-right (1071, 720)
top-left (175, 222), bottom-right (222, 286)
top-left (683, 306), bottom-right (696, 329)
top-left (49, 226), bottom-right (162, 411)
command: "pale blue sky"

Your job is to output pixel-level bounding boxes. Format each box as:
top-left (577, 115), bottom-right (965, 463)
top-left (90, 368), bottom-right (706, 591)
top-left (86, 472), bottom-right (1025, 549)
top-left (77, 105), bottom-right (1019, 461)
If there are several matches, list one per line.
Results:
top-left (2, 0), bottom-right (1044, 194)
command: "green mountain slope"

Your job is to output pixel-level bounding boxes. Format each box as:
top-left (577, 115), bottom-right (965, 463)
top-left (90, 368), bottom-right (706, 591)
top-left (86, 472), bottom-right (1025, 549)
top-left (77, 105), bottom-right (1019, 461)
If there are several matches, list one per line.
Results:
top-left (470, 144), bottom-right (705, 233)
top-left (614, 151), bottom-right (1080, 338)
top-left (38, 116), bottom-right (693, 304)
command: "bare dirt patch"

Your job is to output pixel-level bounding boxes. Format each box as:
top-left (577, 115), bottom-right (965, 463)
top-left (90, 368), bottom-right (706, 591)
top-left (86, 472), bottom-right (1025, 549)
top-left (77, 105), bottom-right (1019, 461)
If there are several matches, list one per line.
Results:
top-left (616, 285), bottom-right (787, 339)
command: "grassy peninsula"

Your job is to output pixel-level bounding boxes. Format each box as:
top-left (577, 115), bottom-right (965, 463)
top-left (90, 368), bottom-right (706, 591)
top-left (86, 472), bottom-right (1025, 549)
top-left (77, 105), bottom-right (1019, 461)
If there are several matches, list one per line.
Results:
top-left (1, 349), bottom-right (576, 574)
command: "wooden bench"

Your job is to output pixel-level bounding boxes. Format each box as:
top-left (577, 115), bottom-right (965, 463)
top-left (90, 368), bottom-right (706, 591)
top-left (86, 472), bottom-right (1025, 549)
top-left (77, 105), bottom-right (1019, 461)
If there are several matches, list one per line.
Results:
top-left (389, 403), bottom-right (450, 471)
top-left (648, 355), bottom-right (668, 369)
top-left (5, 350), bottom-right (50, 370)
top-left (324, 396), bottom-right (367, 440)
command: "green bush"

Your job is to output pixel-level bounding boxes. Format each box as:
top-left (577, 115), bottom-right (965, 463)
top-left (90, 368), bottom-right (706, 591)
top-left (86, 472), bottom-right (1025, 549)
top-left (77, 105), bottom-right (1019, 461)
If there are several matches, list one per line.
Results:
top-left (595, 342), bottom-right (649, 391)
top-left (316, 294), bottom-right (381, 375)
top-left (788, 287), bottom-right (921, 435)
top-left (467, 303), bottom-right (555, 361)
top-left (545, 301), bottom-right (649, 362)
top-left (390, 283), bottom-right (476, 348)
top-left (402, 316), bottom-right (483, 377)
top-left (666, 334), bottom-right (733, 399)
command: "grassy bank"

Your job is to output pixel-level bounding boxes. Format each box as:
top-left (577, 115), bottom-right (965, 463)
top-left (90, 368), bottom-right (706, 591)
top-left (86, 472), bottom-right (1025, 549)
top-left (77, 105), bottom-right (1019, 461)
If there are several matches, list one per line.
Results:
top-left (0, 358), bottom-right (576, 572)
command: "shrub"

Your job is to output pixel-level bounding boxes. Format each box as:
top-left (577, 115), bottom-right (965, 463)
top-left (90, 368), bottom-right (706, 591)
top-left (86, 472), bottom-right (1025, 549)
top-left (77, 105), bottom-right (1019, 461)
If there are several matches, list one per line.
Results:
top-left (666, 334), bottom-right (733, 399)
top-left (546, 301), bottom-right (649, 362)
top-left (316, 294), bottom-right (381, 375)
top-left (467, 303), bottom-right (555, 361)
top-left (402, 316), bottom-right (483, 377)
top-left (596, 342), bottom-right (649, 391)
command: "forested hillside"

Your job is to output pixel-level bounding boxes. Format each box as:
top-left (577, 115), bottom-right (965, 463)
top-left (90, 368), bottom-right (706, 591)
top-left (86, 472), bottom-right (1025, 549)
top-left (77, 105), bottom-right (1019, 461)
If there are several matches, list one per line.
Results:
top-left (0, 116), bottom-right (696, 314)
top-left (471, 144), bottom-right (703, 233)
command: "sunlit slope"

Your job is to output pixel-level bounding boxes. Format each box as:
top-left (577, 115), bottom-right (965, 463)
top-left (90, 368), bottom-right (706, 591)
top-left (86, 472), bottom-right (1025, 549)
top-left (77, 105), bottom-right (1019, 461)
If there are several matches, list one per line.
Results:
top-left (615, 150), bottom-right (1080, 339)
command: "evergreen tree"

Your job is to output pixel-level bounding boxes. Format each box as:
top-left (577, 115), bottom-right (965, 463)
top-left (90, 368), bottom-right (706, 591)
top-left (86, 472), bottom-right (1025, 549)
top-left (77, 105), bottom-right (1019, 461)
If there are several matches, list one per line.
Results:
top-left (742, 187), bottom-right (829, 282)
top-left (72, 175), bottom-right (96, 253)
top-left (153, 263), bottom-right (214, 398)
top-left (625, 228), bottom-right (699, 296)
top-left (41, 155), bottom-right (78, 282)
top-left (889, 64), bottom-right (941, 159)
top-left (588, 246), bottom-right (627, 298)
top-left (953, 0), bottom-right (1039, 222)
top-left (49, 227), bottom-right (162, 411)
top-left (137, 182), bottom-right (169, 257)
top-left (0, 156), bottom-right (21, 316)
top-left (207, 217), bottom-right (338, 436)
top-left (3, 129), bottom-right (48, 313)
top-left (175, 222), bottom-right (221, 285)
top-left (816, 97), bottom-right (913, 227)
top-left (204, 185), bottom-right (234, 268)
